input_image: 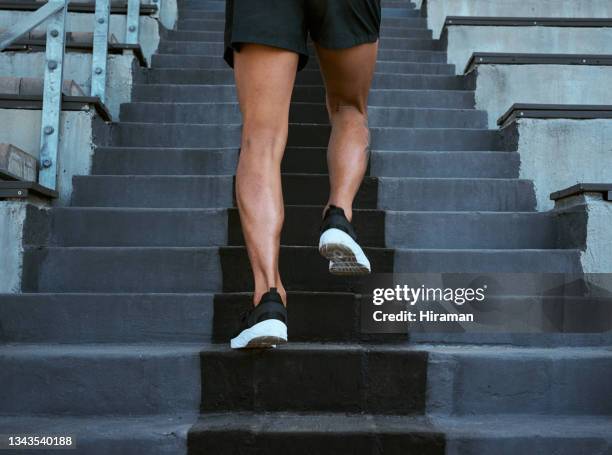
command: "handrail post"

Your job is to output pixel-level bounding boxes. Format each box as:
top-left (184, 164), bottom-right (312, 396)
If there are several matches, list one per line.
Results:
top-left (126, 0), bottom-right (140, 44)
top-left (91, 0), bottom-right (110, 103)
top-left (38, 0), bottom-right (69, 190)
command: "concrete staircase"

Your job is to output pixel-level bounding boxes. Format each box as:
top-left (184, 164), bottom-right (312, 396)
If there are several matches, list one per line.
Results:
top-left (1, 0), bottom-right (611, 453)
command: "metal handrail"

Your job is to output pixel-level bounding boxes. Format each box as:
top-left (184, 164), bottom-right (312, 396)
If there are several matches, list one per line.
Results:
top-left (0, 0), bottom-right (70, 190)
top-left (0, 0), bottom-right (146, 191)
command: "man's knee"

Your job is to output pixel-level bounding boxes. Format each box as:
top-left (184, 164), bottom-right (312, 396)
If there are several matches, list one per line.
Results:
top-left (240, 122), bottom-right (288, 160)
top-left (326, 94), bottom-right (368, 119)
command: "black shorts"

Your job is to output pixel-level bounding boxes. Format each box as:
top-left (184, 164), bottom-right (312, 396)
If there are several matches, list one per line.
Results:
top-left (224, 0), bottom-right (382, 71)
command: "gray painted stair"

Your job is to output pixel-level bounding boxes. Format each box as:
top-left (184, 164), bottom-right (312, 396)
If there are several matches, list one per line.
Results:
top-left (1, 1), bottom-right (609, 453)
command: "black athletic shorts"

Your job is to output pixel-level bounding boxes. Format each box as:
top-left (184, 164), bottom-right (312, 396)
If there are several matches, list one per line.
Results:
top-left (224, 0), bottom-right (382, 71)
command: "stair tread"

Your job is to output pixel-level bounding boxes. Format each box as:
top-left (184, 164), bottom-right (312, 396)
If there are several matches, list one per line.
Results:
top-left (2, 342), bottom-right (608, 356)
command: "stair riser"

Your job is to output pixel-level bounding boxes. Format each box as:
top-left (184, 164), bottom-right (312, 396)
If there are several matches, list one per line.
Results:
top-left (92, 148), bottom-right (239, 176)
top-left (92, 149), bottom-right (518, 178)
top-left (0, 350), bottom-right (200, 415)
top-left (394, 250), bottom-right (582, 273)
top-left (72, 175), bottom-right (234, 208)
top-left (152, 52), bottom-right (448, 70)
top-left (200, 349), bottom-right (428, 413)
top-left (188, 431), bottom-right (445, 455)
top-left (220, 246), bottom-right (393, 292)
top-left (429, 352), bottom-right (612, 415)
top-left (46, 207), bottom-right (384, 247)
top-left (137, 69), bottom-right (464, 89)
top-left (151, 55), bottom-right (450, 74)
top-left (378, 179), bottom-right (535, 211)
top-left (22, 248), bottom-right (223, 293)
top-left (162, 27), bottom-right (433, 42)
top-left (212, 293), bottom-right (363, 343)
top-left (175, 8), bottom-right (422, 20)
top-left (120, 104), bottom-right (487, 129)
top-left (71, 175), bottom-right (377, 208)
top-left (174, 17), bottom-right (427, 32)
top-left (371, 152), bottom-right (519, 178)
top-left (132, 85), bottom-right (475, 109)
top-left (386, 213), bottom-right (559, 249)
top-left (108, 124), bottom-right (499, 150)
top-left (0, 294), bottom-right (214, 343)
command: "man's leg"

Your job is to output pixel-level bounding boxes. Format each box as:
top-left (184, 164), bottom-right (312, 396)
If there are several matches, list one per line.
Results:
top-left (315, 42), bottom-right (378, 222)
top-left (233, 44), bottom-right (299, 306)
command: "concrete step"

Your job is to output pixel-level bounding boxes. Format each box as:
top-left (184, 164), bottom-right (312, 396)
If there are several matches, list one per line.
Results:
top-left (150, 54), bottom-right (450, 74)
top-left (161, 26), bottom-right (434, 42)
top-left (424, 344), bottom-right (612, 416)
top-left (0, 414), bottom-right (193, 455)
top-left (72, 175), bottom-right (235, 208)
top-left (188, 412), bottom-right (612, 455)
top-left (132, 85), bottom-right (475, 109)
top-left (385, 211), bottom-right (560, 249)
top-left (44, 206), bottom-right (384, 247)
top-left (370, 151), bottom-right (519, 178)
top-left (394, 249), bottom-right (582, 273)
top-left (173, 17), bottom-right (427, 32)
top-left (108, 123), bottom-right (501, 151)
top-left (378, 178), bottom-right (535, 211)
top-left (70, 174), bottom-right (377, 208)
top-left (137, 68), bottom-right (465, 89)
top-left (91, 147), bottom-right (239, 176)
top-left (0, 293), bottom-right (214, 343)
top-left (174, 8), bottom-right (422, 20)
top-left (3, 293), bottom-right (605, 345)
top-left (91, 147), bottom-right (516, 178)
top-left (0, 343), bottom-right (201, 415)
top-left (151, 52), bottom-right (448, 70)
top-left (120, 103), bottom-right (487, 129)
top-left (219, 247), bottom-right (582, 291)
top-left (198, 343), bottom-right (428, 414)
top-left (220, 245), bottom-right (393, 292)
top-left (22, 247), bottom-right (222, 293)
top-left (159, 37), bottom-right (441, 55)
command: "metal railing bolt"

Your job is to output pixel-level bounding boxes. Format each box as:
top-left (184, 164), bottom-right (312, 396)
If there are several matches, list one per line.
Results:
top-left (41, 158), bottom-right (53, 168)
top-left (97, 17), bottom-right (105, 24)
top-left (44, 126), bottom-right (54, 135)
top-left (128, 25), bottom-right (136, 32)
top-left (50, 29), bottom-right (59, 37)
top-left (48, 60), bottom-right (57, 70)
top-left (95, 67), bottom-right (103, 75)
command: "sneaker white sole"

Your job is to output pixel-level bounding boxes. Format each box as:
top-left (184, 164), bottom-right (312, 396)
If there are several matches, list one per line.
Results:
top-left (230, 319), bottom-right (288, 349)
top-left (319, 228), bottom-right (371, 276)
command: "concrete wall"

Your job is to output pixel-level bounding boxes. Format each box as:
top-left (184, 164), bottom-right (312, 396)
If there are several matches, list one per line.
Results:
top-left (425, 0), bottom-right (612, 39)
top-left (0, 202), bottom-right (27, 293)
top-left (474, 65), bottom-right (612, 129)
top-left (158, 0), bottom-right (178, 30)
top-left (512, 119), bottom-right (612, 211)
top-left (0, 53), bottom-right (135, 119)
top-left (555, 193), bottom-right (612, 273)
top-left (0, 11), bottom-right (160, 64)
top-left (446, 26), bottom-right (612, 75)
top-left (0, 109), bottom-right (100, 205)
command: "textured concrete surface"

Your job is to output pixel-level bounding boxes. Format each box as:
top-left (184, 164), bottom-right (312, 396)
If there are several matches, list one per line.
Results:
top-left (0, 11), bottom-right (160, 63)
top-left (0, 109), bottom-right (97, 204)
top-left (474, 65), bottom-right (612, 128)
top-left (556, 194), bottom-right (612, 273)
top-left (0, 52), bottom-right (135, 119)
top-left (446, 26), bottom-right (612, 74)
top-left (514, 119), bottom-right (612, 210)
top-left (0, 201), bottom-right (26, 293)
top-left (425, 0), bottom-right (612, 38)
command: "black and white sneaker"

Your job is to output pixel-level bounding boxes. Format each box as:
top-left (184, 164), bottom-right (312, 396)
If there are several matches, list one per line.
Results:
top-left (319, 205), bottom-right (371, 275)
top-left (230, 288), bottom-right (288, 349)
